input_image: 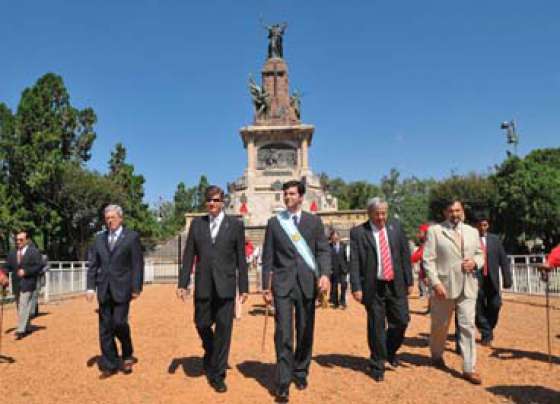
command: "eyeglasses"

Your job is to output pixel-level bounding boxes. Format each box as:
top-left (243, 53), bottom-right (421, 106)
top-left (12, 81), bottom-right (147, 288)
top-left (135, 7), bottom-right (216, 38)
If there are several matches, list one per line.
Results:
top-left (16, 238), bottom-right (25, 242)
top-left (206, 198), bottom-right (222, 203)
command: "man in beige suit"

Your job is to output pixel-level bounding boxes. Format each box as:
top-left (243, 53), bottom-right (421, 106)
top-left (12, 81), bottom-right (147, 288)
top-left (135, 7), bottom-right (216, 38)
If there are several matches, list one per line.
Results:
top-left (423, 199), bottom-right (484, 384)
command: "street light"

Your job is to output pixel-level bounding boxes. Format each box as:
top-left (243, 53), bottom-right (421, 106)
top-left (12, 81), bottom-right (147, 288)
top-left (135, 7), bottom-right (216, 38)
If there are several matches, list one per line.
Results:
top-left (500, 119), bottom-right (519, 156)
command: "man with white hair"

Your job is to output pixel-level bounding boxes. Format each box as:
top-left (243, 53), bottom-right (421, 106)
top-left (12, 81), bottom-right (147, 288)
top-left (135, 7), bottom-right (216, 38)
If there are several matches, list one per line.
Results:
top-left (87, 204), bottom-right (144, 379)
top-left (349, 197), bottom-right (413, 382)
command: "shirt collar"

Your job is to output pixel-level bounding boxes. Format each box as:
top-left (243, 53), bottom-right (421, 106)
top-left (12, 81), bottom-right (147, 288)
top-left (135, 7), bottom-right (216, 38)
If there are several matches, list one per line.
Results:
top-left (110, 226), bottom-right (123, 238)
top-left (210, 210), bottom-right (225, 223)
top-left (369, 221), bottom-right (385, 232)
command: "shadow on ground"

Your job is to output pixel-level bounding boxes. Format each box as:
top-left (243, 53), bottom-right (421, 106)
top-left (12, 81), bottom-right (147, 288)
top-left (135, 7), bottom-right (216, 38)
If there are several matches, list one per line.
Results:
top-left (486, 385), bottom-right (560, 404)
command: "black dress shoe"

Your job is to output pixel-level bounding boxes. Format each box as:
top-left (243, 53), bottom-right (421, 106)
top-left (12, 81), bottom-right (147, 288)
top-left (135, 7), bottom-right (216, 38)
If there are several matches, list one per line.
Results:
top-left (209, 378), bottom-right (227, 393)
top-left (275, 384), bottom-right (289, 400)
top-left (388, 357), bottom-right (400, 368)
top-left (99, 369), bottom-right (118, 380)
top-left (369, 370), bottom-right (384, 382)
top-left (293, 376), bottom-right (308, 390)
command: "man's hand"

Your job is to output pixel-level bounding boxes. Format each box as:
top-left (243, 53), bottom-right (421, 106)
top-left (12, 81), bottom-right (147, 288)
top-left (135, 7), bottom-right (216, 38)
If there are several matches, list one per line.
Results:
top-left (262, 289), bottom-right (273, 305)
top-left (407, 286), bottom-right (414, 296)
top-left (433, 283), bottom-right (447, 300)
top-left (16, 268), bottom-right (25, 278)
top-left (86, 291), bottom-right (95, 303)
top-left (131, 292), bottom-right (140, 300)
top-left (240, 293), bottom-right (249, 304)
top-left (352, 291), bottom-right (362, 303)
top-left (318, 275), bottom-right (330, 294)
top-left (176, 288), bottom-right (190, 303)
top-left (462, 258), bottom-right (476, 273)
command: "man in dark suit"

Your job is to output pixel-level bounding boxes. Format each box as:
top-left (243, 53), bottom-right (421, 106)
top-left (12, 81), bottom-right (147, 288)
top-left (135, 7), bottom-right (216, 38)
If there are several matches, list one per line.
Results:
top-left (329, 230), bottom-right (348, 309)
top-left (474, 214), bottom-right (512, 346)
top-left (349, 197), bottom-right (413, 382)
top-left (87, 204), bottom-right (144, 379)
top-left (177, 185), bottom-right (248, 394)
top-left (4, 230), bottom-right (43, 339)
top-left (262, 180), bottom-right (331, 400)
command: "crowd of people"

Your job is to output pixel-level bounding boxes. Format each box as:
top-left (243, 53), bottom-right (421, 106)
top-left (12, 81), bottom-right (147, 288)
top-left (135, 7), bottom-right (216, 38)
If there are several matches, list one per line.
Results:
top-left (0, 180), bottom-right (558, 402)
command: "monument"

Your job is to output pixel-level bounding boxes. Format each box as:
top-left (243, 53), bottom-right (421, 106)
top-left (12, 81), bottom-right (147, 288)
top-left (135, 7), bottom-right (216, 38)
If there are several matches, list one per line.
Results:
top-left (226, 23), bottom-right (338, 226)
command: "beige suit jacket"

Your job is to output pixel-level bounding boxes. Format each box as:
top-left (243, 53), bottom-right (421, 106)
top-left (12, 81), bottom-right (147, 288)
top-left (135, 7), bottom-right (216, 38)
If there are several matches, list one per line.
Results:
top-left (423, 221), bottom-right (484, 300)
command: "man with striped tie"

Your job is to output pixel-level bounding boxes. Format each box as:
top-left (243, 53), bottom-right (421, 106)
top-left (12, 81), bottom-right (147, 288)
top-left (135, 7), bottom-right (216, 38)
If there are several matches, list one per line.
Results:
top-left (349, 197), bottom-right (413, 382)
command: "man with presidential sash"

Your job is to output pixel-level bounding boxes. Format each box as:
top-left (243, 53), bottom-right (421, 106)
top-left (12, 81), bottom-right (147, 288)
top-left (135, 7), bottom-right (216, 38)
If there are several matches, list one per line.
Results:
top-left (262, 180), bottom-right (332, 401)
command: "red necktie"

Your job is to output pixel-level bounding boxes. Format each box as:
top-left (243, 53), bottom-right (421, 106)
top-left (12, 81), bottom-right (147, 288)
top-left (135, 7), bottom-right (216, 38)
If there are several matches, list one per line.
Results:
top-left (17, 249), bottom-right (23, 265)
top-left (480, 238), bottom-right (488, 277)
top-left (379, 228), bottom-right (394, 281)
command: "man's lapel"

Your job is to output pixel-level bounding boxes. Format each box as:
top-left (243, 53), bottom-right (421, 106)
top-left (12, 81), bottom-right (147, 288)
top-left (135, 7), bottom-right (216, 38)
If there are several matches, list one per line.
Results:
top-left (441, 223), bottom-right (462, 256)
top-left (202, 215), bottom-right (212, 244)
top-left (297, 212), bottom-right (314, 246)
top-left (363, 221), bottom-right (377, 253)
top-left (213, 214), bottom-right (230, 246)
top-left (110, 229), bottom-right (128, 254)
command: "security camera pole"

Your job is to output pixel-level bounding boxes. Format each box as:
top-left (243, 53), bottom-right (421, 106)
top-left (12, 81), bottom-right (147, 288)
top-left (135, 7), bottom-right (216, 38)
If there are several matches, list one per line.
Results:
top-left (500, 119), bottom-right (519, 156)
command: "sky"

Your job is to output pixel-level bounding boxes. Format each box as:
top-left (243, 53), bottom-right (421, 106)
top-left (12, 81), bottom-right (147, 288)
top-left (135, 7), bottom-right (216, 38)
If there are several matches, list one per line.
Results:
top-left (1, 1), bottom-right (559, 205)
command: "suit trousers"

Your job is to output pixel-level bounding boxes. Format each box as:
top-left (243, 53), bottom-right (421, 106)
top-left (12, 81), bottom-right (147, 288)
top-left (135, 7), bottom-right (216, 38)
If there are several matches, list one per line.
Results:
top-left (98, 291), bottom-right (133, 371)
top-left (274, 283), bottom-right (316, 386)
top-left (329, 273), bottom-right (347, 306)
top-left (365, 280), bottom-right (409, 374)
top-left (194, 282), bottom-right (235, 382)
top-left (16, 291), bottom-right (33, 334)
top-left (475, 282), bottom-right (502, 342)
top-left (430, 294), bottom-right (477, 372)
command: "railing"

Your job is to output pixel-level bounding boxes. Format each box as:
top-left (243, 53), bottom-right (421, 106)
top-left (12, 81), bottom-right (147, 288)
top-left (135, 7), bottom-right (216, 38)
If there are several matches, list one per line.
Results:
top-left (1, 255), bottom-right (556, 303)
top-left (503, 255), bottom-right (559, 296)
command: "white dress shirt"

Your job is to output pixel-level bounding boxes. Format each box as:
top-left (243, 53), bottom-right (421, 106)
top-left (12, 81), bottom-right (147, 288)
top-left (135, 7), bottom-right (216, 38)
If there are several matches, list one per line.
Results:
top-left (209, 211), bottom-right (225, 241)
top-left (370, 221), bottom-right (393, 281)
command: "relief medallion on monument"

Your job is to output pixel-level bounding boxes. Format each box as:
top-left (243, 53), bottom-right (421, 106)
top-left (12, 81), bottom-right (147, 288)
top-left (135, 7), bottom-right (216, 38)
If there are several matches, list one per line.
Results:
top-left (257, 143), bottom-right (297, 170)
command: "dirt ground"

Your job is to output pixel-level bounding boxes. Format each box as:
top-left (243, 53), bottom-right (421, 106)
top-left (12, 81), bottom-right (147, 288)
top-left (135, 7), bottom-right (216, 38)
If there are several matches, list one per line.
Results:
top-left (1, 285), bottom-right (558, 404)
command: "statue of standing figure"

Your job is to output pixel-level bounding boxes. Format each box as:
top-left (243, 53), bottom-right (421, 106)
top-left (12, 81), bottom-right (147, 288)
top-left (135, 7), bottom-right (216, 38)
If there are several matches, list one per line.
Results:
top-left (264, 22), bottom-right (287, 59)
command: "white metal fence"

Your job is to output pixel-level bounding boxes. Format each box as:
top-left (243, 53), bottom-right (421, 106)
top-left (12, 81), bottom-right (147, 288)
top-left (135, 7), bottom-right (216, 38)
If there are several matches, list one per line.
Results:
top-left (504, 255), bottom-right (559, 296)
top-left (1, 255), bottom-right (557, 302)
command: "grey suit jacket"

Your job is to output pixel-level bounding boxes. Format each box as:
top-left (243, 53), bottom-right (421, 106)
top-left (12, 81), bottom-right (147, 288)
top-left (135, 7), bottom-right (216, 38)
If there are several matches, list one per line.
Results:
top-left (261, 211), bottom-right (332, 299)
top-left (423, 221), bottom-right (484, 300)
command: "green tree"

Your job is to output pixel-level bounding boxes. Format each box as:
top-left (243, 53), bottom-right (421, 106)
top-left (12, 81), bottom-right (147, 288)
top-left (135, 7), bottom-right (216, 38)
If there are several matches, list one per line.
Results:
top-left (492, 148), bottom-right (560, 251)
top-left (107, 143), bottom-right (159, 245)
top-left (428, 173), bottom-right (497, 223)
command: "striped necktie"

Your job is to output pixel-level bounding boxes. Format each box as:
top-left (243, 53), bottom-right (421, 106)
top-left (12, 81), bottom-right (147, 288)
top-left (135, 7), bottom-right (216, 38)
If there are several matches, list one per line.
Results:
top-left (379, 228), bottom-right (394, 281)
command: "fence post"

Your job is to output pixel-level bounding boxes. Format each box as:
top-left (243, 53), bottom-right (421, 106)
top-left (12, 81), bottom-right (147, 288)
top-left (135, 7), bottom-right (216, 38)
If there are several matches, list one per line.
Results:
top-left (510, 257), bottom-right (517, 292)
top-left (44, 268), bottom-right (50, 302)
top-left (526, 256), bottom-right (532, 294)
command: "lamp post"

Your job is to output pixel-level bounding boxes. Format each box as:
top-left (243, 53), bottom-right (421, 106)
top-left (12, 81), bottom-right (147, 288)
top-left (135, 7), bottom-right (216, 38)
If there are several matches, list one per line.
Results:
top-left (500, 119), bottom-right (519, 156)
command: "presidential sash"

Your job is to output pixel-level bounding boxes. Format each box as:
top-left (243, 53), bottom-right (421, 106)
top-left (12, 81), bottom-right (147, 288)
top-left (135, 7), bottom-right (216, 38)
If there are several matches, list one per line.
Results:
top-left (277, 211), bottom-right (318, 276)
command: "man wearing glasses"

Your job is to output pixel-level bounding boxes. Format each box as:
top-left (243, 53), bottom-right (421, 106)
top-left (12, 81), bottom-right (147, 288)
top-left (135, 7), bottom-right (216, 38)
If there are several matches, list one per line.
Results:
top-left (4, 231), bottom-right (43, 340)
top-left (177, 185), bottom-right (248, 393)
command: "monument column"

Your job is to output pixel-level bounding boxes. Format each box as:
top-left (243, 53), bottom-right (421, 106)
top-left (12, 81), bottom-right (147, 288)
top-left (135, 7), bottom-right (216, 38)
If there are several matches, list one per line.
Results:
top-left (247, 136), bottom-right (256, 172)
top-left (301, 137), bottom-right (309, 172)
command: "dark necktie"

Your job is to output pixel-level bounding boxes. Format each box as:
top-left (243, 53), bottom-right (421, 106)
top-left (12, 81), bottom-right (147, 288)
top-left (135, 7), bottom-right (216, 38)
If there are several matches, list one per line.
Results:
top-left (109, 232), bottom-right (117, 251)
top-left (292, 215), bottom-right (298, 227)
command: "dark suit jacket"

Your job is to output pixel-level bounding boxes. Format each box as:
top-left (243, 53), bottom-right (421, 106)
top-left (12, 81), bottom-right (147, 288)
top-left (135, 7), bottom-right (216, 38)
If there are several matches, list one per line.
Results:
top-left (330, 242), bottom-right (348, 277)
top-left (262, 211), bottom-right (332, 299)
top-left (87, 228), bottom-right (144, 304)
top-left (5, 243), bottom-right (43, 293)
top-left (349, 219), bottom-right (413, 306)
top-left (179, 214), bottom-right (248, 299)
top-left (479, 233), bottom-right (512, 291)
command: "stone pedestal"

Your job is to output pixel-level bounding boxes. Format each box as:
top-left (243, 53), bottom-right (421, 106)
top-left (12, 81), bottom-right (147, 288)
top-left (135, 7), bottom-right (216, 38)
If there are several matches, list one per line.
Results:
top-left (225, 42), bottom-right (337, 226)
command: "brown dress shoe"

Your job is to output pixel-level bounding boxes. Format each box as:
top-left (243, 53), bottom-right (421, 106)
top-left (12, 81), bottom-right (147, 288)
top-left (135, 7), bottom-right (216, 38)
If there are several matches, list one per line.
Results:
top-left (463, 371), bottom-right (482, 385)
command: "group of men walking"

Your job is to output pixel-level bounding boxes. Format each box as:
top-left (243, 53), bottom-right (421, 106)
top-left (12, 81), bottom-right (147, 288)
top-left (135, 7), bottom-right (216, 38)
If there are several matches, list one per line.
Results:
top-left (1, 180), bottom-right (517, 402)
